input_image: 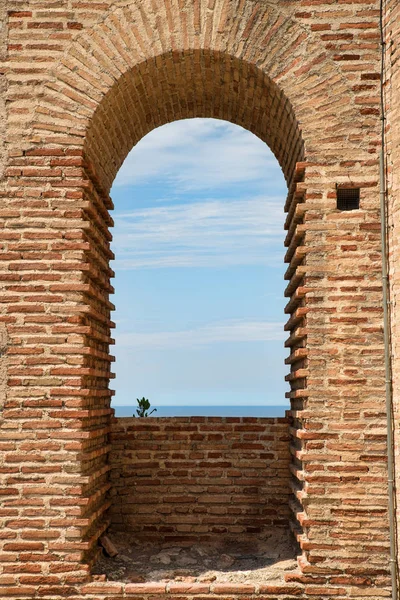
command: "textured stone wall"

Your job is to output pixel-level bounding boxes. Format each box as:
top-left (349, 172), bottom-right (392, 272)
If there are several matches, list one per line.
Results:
top-left (385, 0), bottom-right (400, 578)
top-left (0, 0), bottom-right (8, 414)
top-left (109, 417), bottom-right (291, 541)
top-left (0, 1), bottom-right (396, 599)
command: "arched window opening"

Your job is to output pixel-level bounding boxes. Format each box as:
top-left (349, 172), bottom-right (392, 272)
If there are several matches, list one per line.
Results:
top-left (77, 48), bottom-right (306, 583)
top-left (110, 118), bottom-right (289, 418)
top-left (93, 118), bottom-right (298, 583)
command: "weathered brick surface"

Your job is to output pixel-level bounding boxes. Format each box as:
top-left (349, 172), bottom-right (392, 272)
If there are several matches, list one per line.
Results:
top-left (0, 0), bottom-right (397, 598)
top-left (109, 417), bottom-right (291, 540)
top-left (386, 0), bottom-right (400, 579)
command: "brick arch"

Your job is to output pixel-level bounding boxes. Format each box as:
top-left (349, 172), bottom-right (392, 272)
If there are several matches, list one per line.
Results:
top-left (84, 49), bottom-right (303, 192)
top-left (29, 0), bottom-right (361, 191)
top-left (67, 43), bottom-right (309, 566)
top-left (29, 3), bottom-right (318, 567)
top-left (1, 1), bottom-right (393, 598)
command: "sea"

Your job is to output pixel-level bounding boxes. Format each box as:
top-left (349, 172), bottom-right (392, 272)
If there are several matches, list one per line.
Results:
top-left (113, 405), bottom-right (288, 418)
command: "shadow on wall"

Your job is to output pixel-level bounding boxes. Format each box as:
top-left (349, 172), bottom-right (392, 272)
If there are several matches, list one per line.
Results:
top-left (107, 416), bottom-right (293, 541)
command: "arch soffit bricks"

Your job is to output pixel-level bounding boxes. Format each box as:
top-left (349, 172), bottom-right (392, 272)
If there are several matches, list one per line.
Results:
top-left (30, 0), bottom-right (360, 192)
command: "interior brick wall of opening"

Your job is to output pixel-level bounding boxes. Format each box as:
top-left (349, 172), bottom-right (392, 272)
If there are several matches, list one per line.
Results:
top-left (109, 416), bottom-right (291, 541)
top-left (0, 0), bottom-right (397, 598)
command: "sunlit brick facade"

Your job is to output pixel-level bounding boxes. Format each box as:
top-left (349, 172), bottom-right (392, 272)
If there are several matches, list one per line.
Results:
top-left (0, 1), bottom-right (399, 598)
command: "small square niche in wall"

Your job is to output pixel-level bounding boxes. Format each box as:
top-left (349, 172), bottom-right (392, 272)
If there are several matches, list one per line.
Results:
top-left (336, 187), bottom-right (360, 211)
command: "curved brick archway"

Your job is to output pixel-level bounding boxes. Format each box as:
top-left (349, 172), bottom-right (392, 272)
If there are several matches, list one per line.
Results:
top-left (0, 1), bottom-right (394, 599)
top-left (84, 50), bottom-right (303, 191)
top-left (35, 42), bottom-right (309, 567)
top-left (28, 0), bottom-right (367, 185)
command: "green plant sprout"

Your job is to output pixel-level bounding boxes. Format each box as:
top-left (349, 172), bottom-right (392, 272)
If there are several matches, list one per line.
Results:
top-left (134, 397), bottom-right (157, 418)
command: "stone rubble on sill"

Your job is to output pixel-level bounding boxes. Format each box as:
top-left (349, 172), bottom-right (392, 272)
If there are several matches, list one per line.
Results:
top-left (92, 529), bottom-right (298, 585)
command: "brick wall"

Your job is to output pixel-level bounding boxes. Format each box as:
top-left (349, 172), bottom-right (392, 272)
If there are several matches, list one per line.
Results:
top-left (109, 417), bottom-right (291, 542)
top-left (385, 0), bottom-right (400, 577)
top-left (0, 0), bottom-right (396, 598)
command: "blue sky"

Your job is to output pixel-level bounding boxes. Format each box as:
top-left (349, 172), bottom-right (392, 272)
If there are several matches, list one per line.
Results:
top-left (110, 118), bottom-right (289, 407)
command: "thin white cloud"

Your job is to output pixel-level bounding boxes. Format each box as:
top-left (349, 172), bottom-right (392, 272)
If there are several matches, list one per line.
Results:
top-left (112, 195), bottom-right (285, 269)
top-left (114, 119), bottom-right (283, 191)
top-left (115, 320), bottom-right (285, 349)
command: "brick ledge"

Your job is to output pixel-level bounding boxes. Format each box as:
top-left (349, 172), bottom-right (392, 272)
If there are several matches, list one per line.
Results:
top-left (81, 581), bottom-right (304, 596)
